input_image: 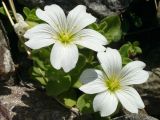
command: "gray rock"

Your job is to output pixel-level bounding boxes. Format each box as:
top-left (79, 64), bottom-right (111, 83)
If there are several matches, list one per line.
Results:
top-left (16, 0), bottom-right (133, 17)
top-left (135, 68), bottom-right (160, 118)
top-left (113, 109), bottom-right (158, 120)
top-left (0, 20), bottom-right (15, 81)
top-left (104, 0), bottom-right (133, 11)
top-left (0, 102), bottom-right (11, 120)
top-left (0, 85), bottom-right (72, 120)
top-left (16, 0), bottom-right (77, 11)
top-left (16, 0), bottom-right (45, 8)
top-left (75, 0), bottom-right (133, 17)
top-left (113, 114), bottom-right (158, 120)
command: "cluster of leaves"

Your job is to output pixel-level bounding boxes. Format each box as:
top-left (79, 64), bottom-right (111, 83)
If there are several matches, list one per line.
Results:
top-left (89, 15), bottom-right (122, 43)
top-left (119, 41), bottom-right (142, 65)
top-left (31, 46), bottom-right (98, 109)
top-left (23, 7), bottom-right (42, 27)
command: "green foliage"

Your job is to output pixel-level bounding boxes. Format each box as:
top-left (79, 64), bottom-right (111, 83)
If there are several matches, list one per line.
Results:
top-left (23, 7), bottom-right (41, 22)
top-left (31, 67), bottom-right (48, 85)
top-left (0, 7), bottom-right (6, 15)
top-left (46, 75), bottom-right (71, 96)
top-left (89, 14), bottom-right (122, 43)
top-left (77, 94), bottom-right (95, 114)
top-left (119, 41), bottom-right (142, 65)
top-left (58, 89), bottom-right (77, 107)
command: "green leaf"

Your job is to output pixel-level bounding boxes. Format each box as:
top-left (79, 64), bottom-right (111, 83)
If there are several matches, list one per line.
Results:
top-left (122, 57), bottom-right (132, 65)
top-left (77, 94), bottom-right (95, 114)
top-left (23, 7), bottom-right (41, 22)
top-left (134, 46), bottom-right (142, 54)
top-left (31, 67), bottom-right (48, 85)
top-left (58, 89), bottom-right (77, 107)
top-left (34, 76), bottom-right (48, 85)
top-left (32, 56), bottom-right (46, 70)
top-left (100, 15), bottom-right (122, 42)
top-left (99, 21), bottom-right (107, 31)
top-left (23, 7), bottom-right (30, 17)
top-left (46, 75), bottom-right (71, 96)
top-left (73, 80), bottom-right (82, 88)
top-left (89, 23), bottom-right (99, 30)
top-left (119, 44), bottom-right (130, 57)
top-left (0, 7), bottom-right (6, 15)
top-left (104, 15), bottom-right (122, 42)
top-left (32, 67), bottom-right (45, 76)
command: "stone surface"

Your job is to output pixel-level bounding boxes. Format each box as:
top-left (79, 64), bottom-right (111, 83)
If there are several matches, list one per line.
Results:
top-left (16, 0), bottom-right (133, 17)
top-left (113, 113), bottom-right (158, 120)
top-left (16, 0), bottom-right (45, 8)
top-left (0, 102), bottom-right (11, 120)
top-left (0, 20), bottom-right (15, 81)
top-left (135, 68), bottom-right (160, 119)
top-left (75, 0), bottom-right (133, 17)
top-left (0, 84), bottom-right (73, 120)
top-left (113, 109), bottom-right (158, 120)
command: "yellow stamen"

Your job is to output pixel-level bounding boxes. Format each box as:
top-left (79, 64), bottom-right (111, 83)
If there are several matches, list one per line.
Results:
top-left (58, 32), bottom-right (73, 44)
top-left (106, 76), bottom-right (121, 92)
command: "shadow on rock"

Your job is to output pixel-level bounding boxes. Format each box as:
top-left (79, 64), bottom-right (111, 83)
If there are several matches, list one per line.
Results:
top-left (11, 86), bottom-right (71, 120)
top-left (0, 84), bottom-right (11, 96)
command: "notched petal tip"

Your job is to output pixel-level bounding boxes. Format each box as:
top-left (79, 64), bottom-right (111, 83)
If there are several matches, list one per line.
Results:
top-left (93, 92), bottom-right (118, 117)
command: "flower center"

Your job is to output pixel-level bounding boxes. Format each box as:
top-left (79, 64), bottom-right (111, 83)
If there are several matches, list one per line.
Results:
top-left (106, 77), bottom-right (121, 92)
top-left (58, 32), bottom-right (73, 44)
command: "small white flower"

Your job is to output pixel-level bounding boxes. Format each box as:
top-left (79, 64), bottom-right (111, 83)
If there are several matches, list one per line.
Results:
top-left (79, 48), bottom-right (149, 117)
top-left (24, 4), bottom-right (108, 72)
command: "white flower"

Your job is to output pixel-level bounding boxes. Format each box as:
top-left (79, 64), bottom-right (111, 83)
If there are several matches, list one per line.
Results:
top-left (24, 4), bottom-right (108, 72)
top-left (79, 48), bottom-right (149, 117)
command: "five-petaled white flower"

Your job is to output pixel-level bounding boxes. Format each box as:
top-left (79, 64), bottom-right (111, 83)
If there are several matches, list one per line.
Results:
top-left (24, 4), bottom-right (108, 72)
top-left (79, 48), bottom-right (149, 117)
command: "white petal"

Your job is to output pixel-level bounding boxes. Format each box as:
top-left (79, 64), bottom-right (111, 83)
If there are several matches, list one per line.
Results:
top-left (120, 61), bottom-right (149, 85)
top-left (74, 29), bottom-right (107, 51)
top-left (24, 24), bottom-right (55, 49)
top-left (116, 86), bottom-right (144, 113)
top-left (97, 48), bottom-right (122, 79)
top-left (36, 4), bottom-right (66, 33)
top-left (74, 29), bottom-right (108, 52)
top-left (50, 42), bottom-right (78, 72)
top-left (93, 91), bottom-right (118, 117)
top-left (75, 29), bottom-right (108, 45)
top-left (25, 38), bottom-right (54, 49)
top-left (120, 70), bottom-right (149, 85)
top-left (80, 69), bottom-right (106, 84)
top-left (67, 5), bottom-right (96, 34)
top-left (79, 79), bottom-right (106, 94)
top-left (24, 24), bottom-right (55, 39)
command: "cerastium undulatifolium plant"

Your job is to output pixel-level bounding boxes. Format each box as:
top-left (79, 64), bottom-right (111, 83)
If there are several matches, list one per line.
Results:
top-left (0, 2), bottom-right (149, 118)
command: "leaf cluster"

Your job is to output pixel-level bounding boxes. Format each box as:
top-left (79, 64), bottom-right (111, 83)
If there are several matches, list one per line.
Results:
top-left (89, 14), bottom-right (122, 43)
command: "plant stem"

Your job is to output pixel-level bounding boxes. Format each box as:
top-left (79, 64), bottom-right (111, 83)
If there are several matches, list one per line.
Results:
top-left (155, 0), bottom-right (158, 10)
top-left (2, 1), bottom-right (14, 26)
top-left (9, 0), bottom-right (18, 22)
